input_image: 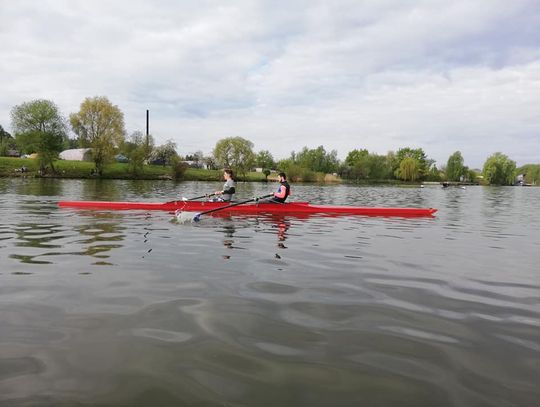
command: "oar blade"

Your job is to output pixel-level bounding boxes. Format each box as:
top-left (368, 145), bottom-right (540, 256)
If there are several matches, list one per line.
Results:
top-left (175, 210), bottom-right (201, 223)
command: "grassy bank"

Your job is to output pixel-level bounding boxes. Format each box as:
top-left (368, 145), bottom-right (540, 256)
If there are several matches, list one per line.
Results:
top-left (1, 157), bottom-right (438, 184)
top-left (0, 157), bottom-right (269, 182)
top-left (3, 157), bottom-right (464, 185)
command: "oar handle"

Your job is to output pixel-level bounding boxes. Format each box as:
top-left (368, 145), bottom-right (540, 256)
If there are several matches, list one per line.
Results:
top-left (195, 194), bottom-right (274, 217)
top-left (166, 193), bottom-right (216, 204)
top-left (186, 193), bottom-right (217, 201)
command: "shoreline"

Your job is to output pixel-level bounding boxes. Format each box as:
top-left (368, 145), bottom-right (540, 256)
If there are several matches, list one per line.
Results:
top-left (0, 157), bottom-right (488, 186)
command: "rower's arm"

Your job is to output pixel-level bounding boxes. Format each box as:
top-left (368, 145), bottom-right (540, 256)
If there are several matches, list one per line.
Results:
top-left (274, 186), bottom-right (286, 199)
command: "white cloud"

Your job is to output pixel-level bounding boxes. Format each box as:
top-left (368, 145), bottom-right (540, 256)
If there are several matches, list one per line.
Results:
top-left (1, 0), bottom-right (539, 167)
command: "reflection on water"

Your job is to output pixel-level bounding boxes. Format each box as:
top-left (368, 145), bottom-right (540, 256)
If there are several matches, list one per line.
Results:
top-left (13, 178), bottom-right (63, 197)
top-left (0, 179), bottom-right (539, 406)
top-left (5, 211), bottom-right (126, 267)
top-left (82, 179), bottom-right (122, 201)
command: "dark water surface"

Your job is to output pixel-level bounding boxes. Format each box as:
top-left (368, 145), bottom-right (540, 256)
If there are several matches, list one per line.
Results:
top-left (0, 178), bottom-right (538, 406)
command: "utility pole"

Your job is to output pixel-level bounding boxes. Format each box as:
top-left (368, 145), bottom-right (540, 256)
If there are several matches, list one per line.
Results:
top-left (145, 109), bottom-right (149, 147)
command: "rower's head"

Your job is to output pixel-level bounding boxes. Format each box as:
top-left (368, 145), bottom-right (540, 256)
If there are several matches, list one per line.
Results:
top-left (278, 172), bottom-right (287, 182)
top-left (223, 169), bottom-right (234, 180)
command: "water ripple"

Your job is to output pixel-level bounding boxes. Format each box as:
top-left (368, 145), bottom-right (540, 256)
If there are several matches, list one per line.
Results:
top-left (0, 180), bottom-right (539, 406)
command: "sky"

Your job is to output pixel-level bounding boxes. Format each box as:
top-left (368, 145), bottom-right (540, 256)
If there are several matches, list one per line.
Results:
top-left (1, 0), bottom-right (539, 168)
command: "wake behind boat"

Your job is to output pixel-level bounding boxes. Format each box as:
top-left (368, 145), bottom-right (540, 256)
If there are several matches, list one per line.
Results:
top-left (58, 199), bottom-right (437, 217)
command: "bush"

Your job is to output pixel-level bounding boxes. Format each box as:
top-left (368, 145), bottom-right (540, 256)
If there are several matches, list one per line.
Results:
top-left (170, 157), bottom-right (188, 180)
top-left (278, 163), bottom-right (318, 182)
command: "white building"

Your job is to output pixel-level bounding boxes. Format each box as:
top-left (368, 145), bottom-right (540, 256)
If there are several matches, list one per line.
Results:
top-left (59, 148), bottom-right (92, 161)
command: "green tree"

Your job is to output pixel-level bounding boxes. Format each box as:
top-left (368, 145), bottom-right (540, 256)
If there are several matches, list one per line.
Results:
top-left (276, 159), bottom-right (315, 182)
top-left (482, 152), bottom-right (516, 185)
top-left (425, 164), bottom-right (442, 182)
top-left (169, 155), bottom-right (188, 180)
top-left (340, 150), bottom-right (393, 181)
top-left (0, 125), bottom-right (15, 156)
top-left (466, 168), bottom-right (478, 183)
top-left (517, 164), bottom-right (540, 185)
top-left (70, 96), bottom-right (126, 176)
top-left (151, 140), bottom-right (178, 166)
top-left (65, 137), bottom-right (79, 149)
top-left (255, 150), bottom-right (275, 170)
top-left (396, 157), bottom-right (420, 181)
top-left (276, 158), bottom-right (292, 173)
top-left (0, 124), bottom-right (11, 144)
top-left (394, 147), bottom-right (429, 179)
top-left (446, 151), bottom-right (465, 181)
top-left (344, 149), bottom-right (370, 179)
top-left (369, 154), bottom-right (393, 180)
top-left (122, 131), bottom-right (155, 175)
top-left (213, 136), bottom-right (255, 178)
top-left (294, 145), bottom-right (339, 173)
top-left (345, 149), bottom-right (369, 166)
top-left (10, 99), bottom-right (67, 173)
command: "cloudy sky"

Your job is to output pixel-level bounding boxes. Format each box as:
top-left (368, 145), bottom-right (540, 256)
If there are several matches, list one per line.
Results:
top-left (1, 0), bottom-right (539, 167)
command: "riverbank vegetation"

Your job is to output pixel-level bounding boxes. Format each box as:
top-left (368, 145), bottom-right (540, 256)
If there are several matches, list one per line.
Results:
top-left (1, 97), bottom-right (537, 186)
top-left (0, 157), bottom-right (269, 181)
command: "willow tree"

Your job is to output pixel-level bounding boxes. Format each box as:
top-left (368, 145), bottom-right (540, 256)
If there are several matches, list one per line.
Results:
top-left (394, 147), bottom-right (429, 178)
top-left (70, 96), bottom-right (125, 176)
top-left (10, 99), bottom-right (66, 173)
top-left (396, 157), bottom-right (420, 181)
top-left (482, 152), bottom-right (516, 185)
top-left (446, 151), bottom-right (465, 181)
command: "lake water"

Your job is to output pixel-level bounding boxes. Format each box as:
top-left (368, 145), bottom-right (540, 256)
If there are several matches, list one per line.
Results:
top-left (0, 178), bottom-right (538, 406)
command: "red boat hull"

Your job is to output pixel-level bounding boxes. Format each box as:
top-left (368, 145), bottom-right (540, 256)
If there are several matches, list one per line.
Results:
top-left (58, 200), bottom-right (437, 217)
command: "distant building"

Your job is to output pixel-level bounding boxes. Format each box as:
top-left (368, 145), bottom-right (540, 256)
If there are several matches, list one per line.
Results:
top-left (183, 160), bottom-right (208, 169)
top-left (254, 168), bottom-right (277, 173)
top-left (59, 148), bottom-right (92, 161)
top-left (7, 149), bottom-right (20, 157)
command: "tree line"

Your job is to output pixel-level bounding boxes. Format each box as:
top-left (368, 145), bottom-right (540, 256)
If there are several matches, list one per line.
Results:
top-left (213, 137), bottom-right (534, 186)
top-left (3, 97), bottom-right (186, 178)
top-left (1, 97), bottom-right (538, 185)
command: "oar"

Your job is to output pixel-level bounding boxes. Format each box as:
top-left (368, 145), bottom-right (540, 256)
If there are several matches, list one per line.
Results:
top-left (166, 193), bottom-right (216, 205)
top-left (178, 194), bottom-right (274, 222)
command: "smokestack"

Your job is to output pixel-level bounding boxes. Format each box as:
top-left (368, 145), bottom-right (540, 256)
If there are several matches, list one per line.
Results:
top-left (145, 109), bottom-right (149, 146)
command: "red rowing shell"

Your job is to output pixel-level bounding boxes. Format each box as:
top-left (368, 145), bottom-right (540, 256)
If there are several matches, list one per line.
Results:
top-left (58, 200), bottom-right (437, 217)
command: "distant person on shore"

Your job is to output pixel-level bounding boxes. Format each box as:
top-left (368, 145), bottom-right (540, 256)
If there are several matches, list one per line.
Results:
top-left (268, 172), bottom-right (291, 203)
top-left (213, 169), bottom-right (236, 202)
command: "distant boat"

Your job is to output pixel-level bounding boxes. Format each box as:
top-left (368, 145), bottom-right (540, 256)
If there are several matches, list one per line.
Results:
top-left (441, 182), bottom-right (469, 189)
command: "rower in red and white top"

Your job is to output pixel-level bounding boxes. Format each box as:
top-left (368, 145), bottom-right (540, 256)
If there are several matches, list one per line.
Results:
top-left (270, 172), bottom-right (291, 203)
